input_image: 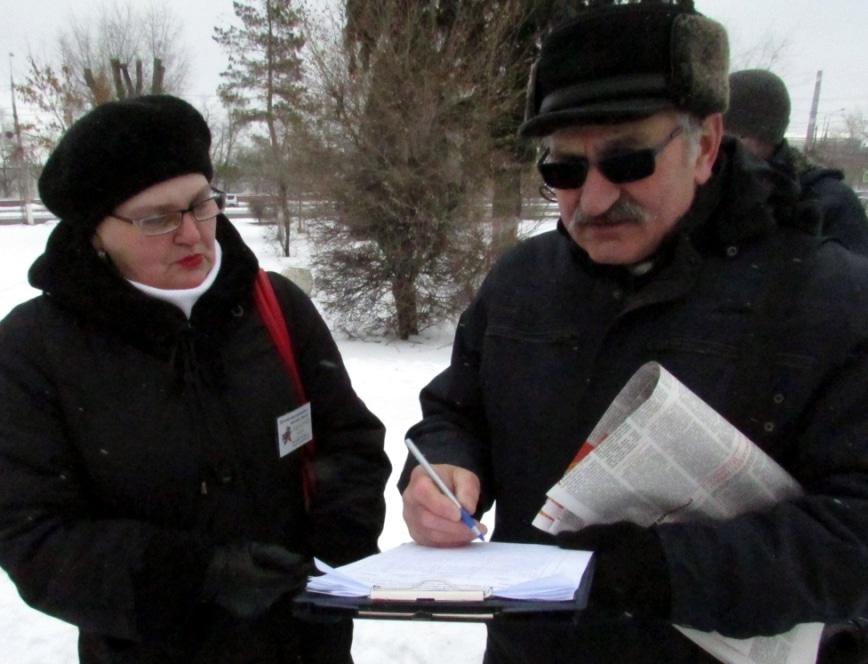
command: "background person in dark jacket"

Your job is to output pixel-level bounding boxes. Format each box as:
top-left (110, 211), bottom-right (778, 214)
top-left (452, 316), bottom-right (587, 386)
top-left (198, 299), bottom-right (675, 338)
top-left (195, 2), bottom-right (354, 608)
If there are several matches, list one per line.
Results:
top-left (0, 95), bottom-right (391, 663)
top-left (725, 68), bottom-right (868, 255)
top-left (400, 3), bottom-right (868, 663)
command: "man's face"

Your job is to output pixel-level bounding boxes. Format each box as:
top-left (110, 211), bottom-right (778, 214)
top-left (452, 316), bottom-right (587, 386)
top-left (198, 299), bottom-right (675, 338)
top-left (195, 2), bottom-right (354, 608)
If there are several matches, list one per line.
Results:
top-left (547, 111), bottom-right (721, 265)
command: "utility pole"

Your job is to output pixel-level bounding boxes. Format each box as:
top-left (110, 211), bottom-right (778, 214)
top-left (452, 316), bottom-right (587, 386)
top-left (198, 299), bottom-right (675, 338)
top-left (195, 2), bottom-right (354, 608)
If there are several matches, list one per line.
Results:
top-left (9, 53), bottom-right (34, 225)
top-left (804, 70), bottom-right (823, 155)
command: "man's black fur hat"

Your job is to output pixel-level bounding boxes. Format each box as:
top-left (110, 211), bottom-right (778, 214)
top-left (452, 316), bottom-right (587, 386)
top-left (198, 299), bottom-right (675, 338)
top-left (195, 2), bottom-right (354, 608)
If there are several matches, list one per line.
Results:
top-left (725, 69), bottom-right (791, 147)
top-left (519, 3), bottom-right (730, 137)
top-left (38, 94), bottom-right (213, 231)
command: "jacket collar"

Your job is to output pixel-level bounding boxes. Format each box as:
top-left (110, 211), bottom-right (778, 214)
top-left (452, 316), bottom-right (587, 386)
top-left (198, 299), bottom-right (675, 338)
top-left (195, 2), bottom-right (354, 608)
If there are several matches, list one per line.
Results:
top-left (771, 139), bottom-right (844, 186)
top-left (683, 136), bottom-right (801, 250)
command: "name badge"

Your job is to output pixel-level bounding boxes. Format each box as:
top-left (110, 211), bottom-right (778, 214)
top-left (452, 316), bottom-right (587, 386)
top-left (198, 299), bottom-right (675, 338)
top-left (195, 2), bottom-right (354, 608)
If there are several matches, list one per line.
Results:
top-left (276, 403), bottom-right (313, 458)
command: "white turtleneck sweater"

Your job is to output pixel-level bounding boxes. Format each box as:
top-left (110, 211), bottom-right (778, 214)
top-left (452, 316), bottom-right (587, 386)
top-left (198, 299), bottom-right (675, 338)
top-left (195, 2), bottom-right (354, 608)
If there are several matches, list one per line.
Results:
top-left (127, 242), bottom-right (223, 319)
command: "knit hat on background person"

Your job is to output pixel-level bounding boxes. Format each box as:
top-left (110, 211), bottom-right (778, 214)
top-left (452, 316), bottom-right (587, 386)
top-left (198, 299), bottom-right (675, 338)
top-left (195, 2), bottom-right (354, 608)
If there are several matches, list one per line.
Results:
top-left (519, 2), bottom-right (730, 137)
top-left (724, 69), bottom-right (791, 147)
top-left (38, 94), bottom-right (213, 232)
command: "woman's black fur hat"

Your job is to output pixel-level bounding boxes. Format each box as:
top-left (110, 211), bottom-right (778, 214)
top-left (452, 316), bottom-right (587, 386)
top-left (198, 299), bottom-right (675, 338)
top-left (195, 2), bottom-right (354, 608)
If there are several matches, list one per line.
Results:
top-left (520, 3), bottom-right (730, 137)
top-left (38, 94), bottom-right (213, 230)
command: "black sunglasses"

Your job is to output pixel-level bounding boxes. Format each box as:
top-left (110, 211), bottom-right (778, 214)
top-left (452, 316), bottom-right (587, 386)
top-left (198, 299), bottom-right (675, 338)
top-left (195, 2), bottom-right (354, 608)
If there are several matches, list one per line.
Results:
top-left (537, 126), bottom-right (684, 190)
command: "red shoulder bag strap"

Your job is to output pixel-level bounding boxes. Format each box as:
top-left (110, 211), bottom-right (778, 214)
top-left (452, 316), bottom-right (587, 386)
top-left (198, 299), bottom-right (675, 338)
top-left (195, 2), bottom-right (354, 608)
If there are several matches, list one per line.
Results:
top-left (253, 268), bottom-right (316, 508)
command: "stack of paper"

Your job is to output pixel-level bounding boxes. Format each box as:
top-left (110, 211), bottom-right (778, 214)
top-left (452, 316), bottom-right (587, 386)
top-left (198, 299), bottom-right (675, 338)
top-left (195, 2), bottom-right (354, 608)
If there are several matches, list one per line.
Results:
top-left (307, 542), bottom-right (593, 602)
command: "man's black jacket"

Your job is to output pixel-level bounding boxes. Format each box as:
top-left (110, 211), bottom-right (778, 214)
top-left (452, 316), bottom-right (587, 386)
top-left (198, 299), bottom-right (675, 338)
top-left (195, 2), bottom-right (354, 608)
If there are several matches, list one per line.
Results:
top-left (404, 138), bottom-right (868, 663)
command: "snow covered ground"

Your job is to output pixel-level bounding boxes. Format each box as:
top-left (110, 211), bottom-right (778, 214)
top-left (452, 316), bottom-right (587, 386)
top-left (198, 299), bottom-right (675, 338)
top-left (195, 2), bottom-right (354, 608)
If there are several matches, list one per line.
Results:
top-left (0, 216), bottom-right (538, 663)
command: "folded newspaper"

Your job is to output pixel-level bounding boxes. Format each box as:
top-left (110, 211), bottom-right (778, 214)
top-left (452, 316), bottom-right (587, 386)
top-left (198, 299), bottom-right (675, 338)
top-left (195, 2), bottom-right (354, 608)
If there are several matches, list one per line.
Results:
top-left (533, 362), bottom-right (823, 664)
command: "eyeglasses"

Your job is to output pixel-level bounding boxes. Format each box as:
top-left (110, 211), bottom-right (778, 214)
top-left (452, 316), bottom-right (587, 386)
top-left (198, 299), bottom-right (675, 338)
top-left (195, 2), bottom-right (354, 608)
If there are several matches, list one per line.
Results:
top-left (537, 126), bottom-right (684, 191)
top-left (109, 188), bottom-right (226, 236)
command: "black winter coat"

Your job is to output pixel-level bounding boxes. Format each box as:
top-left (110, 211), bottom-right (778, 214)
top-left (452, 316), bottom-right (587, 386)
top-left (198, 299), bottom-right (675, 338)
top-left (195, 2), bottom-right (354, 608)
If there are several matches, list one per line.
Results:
top-left (402, 139), bottom-right (868, 663)
top-left (800, 166), bottom-right (868, 254)
top-left (771, 140), bottom-right (868, 255)
top-left (0, 217), bottom-right (390, 662)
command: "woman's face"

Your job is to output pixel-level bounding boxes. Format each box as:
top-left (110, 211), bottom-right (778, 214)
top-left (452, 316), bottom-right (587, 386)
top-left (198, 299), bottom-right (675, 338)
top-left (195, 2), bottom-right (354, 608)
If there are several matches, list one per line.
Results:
top-left (91, 174), bottom-right (218, 290)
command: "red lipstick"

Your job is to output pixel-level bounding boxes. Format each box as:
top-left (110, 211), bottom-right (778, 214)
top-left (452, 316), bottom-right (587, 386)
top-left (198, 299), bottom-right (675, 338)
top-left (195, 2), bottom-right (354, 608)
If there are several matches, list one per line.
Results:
top-left (178, 254), bottom-right (204, 269)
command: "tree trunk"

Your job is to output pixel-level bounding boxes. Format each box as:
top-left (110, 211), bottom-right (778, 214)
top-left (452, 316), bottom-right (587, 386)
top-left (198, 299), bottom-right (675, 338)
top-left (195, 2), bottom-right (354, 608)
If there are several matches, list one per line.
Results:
top-left (151, 58), bottom-right (165, 94)
top-left (134, 59), bottom-right (143, 96)
top-left (392, 275), bottom-right (419, 340)
top-left (110, 60), bottom-right (126, 99)
top-left (296, 197), bottom-right (305, 233)
top-left (277, 180), bottom-right (292, 257)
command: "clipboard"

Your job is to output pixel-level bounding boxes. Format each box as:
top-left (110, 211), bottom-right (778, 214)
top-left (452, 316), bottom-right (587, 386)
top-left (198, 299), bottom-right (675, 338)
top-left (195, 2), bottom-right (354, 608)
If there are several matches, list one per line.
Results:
top-left (293, 558), bottom-right (594, 623)
top-left (371, 580), bottom-right (490, 602)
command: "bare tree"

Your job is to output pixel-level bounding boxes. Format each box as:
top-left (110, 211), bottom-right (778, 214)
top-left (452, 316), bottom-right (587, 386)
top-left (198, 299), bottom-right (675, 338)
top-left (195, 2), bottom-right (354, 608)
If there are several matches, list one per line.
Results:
top-left (201, 103), bottom-right (247, 193)
top-left (14, 0), bottom-right (192, 148)
top-left (13, 57), bottom-right (88, 152)
top-left (138, 0), bottom-right (191, 92)
top-left (0, 111), bottom-right (19, 198)
top-left (729, 29), bottom-right (793, 72)
top-left (842, 110), bottom-right (868, 144)
top-left (60, 0), bottom-right (190, 101)
top-left (214, 0), bottom-right (310, 257)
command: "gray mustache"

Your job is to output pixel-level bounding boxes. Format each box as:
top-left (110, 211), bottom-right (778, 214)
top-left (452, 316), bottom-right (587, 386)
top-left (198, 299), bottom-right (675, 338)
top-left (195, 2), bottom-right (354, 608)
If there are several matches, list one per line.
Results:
top-left (573, 198), bottom-right (648, 227)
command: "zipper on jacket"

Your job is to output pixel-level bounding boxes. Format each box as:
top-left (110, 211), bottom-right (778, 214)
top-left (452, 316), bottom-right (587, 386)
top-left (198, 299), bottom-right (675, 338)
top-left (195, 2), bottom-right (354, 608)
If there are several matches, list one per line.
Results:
top-left (172, 327), bottom-right (217, 501)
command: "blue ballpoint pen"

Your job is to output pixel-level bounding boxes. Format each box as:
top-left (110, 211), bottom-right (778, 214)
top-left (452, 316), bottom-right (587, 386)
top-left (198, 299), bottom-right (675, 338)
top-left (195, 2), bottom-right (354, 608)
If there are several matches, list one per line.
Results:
top-left (405, 438), bottom-right (485, 542)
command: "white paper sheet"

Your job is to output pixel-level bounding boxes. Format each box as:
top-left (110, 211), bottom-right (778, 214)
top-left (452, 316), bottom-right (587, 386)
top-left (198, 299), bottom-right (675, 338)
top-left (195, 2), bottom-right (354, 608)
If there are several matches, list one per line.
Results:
top-left (307, 542), bottom-right (593, 602)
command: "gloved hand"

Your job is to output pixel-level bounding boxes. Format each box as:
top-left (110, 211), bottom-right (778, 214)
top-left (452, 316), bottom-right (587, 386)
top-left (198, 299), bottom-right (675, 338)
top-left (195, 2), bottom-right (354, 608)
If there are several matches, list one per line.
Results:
top-left (557, 521), bottom-right (671, 620)
top-left (201, 542), bottom-right (310, 619)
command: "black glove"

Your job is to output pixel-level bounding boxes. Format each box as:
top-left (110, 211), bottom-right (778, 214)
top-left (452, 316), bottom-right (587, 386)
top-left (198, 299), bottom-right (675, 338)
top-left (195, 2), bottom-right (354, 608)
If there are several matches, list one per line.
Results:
top-left (557, 521), bottom-right (671, 620)
top-left (201, 542), bottom-right (310, 619)
top-left (817, 618), bottom-right (868, 664)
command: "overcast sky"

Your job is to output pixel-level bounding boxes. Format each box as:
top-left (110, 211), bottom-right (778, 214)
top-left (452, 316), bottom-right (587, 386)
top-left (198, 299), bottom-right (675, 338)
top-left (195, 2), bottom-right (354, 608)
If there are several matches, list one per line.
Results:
top-left (1, 0), bottom-right (867, 141)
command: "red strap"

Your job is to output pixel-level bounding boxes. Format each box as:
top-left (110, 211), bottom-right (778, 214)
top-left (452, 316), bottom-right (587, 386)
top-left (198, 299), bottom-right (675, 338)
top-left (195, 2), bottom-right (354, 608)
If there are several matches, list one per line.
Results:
top-left (253, 269), bottom-right (316, 507)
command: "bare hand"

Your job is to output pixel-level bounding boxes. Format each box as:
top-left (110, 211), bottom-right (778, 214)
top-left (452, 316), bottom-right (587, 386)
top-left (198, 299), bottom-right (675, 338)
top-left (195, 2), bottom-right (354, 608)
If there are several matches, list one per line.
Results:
top-left (402, 464), bottom-right (487, 547)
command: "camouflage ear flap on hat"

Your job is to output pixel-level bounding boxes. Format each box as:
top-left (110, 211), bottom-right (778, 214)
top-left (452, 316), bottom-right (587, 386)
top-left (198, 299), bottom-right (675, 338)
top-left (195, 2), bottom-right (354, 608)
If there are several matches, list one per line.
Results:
top-left (670, 13), bottom-right (730, 118)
